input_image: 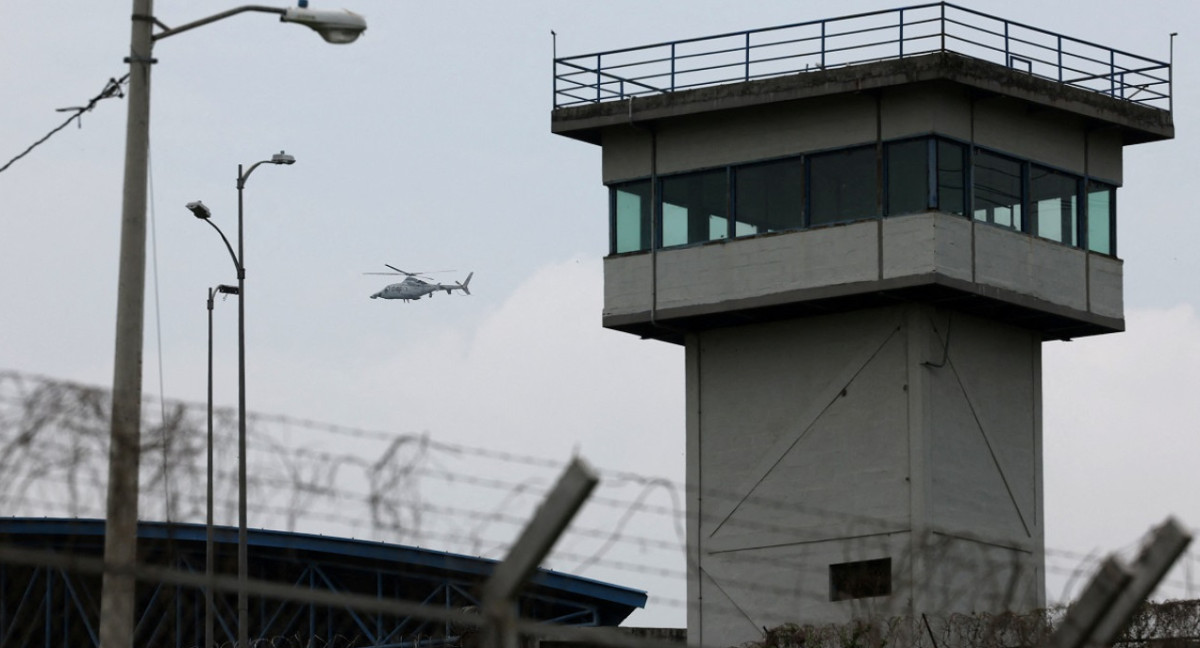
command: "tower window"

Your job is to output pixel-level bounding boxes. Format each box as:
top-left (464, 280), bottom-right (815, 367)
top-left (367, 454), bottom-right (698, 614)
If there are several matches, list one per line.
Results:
top-left (830, 557), bottom-right (892, 601)
top-left (611, 180), bottom-right (652, 253)
top-left (734, 157), bottom-right (804, 236)
top-left (1031, 165), bottom-right (1080, 246)
top-left (810, 146), bottom-right (877, 227)
top-left (1086, 181), bottom-right (1116, 255)
top-left (886, 139), bottom-right (930, 217)
top-left (661, 169), bottom-right (729, 247)
top-left (974, 149), bottom-right (1024, 231)
top-left (606, 138), bottom-right (1115, 257)
top-left (936, 139), bottom-right (967, 216)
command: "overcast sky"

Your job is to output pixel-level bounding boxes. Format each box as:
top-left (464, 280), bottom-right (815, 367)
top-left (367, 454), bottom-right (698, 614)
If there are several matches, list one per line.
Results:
top-left (1, 0), bottom-right (1198, 629)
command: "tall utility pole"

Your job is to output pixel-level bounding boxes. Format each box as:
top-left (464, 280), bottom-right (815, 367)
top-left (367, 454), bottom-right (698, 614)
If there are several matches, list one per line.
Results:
top-left (101, 2), bottom-right (153, 647)
top-left (101, 7), bottom-right (362, 646)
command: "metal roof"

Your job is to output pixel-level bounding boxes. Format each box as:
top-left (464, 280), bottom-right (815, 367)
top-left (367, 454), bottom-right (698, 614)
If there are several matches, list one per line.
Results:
top-left (0, 517), bottom-right (647, 642)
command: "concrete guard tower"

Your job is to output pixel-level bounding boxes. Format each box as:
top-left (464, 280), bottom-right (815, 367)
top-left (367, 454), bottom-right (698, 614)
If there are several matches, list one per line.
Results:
top-left (551, 4), bottom-right (1173, 645)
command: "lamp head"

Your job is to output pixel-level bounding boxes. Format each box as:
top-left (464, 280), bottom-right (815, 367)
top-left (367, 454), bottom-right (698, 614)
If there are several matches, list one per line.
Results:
top-left (281, 7), bottom-right (366, 44)
top-left (271, 151), bottom-right (296, 165)
top-left (186, 201), bottom-right (212, 219)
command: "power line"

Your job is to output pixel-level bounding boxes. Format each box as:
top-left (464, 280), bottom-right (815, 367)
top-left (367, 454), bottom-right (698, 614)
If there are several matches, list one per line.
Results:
top-left (0, 74), bottom-right (129, 175)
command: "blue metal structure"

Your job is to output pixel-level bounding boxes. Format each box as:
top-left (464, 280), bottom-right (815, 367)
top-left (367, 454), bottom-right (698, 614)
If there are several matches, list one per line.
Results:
top-left (553, 2), bottom-right (1171, 111)
top-left (0, 518), bottom-right (646, 648)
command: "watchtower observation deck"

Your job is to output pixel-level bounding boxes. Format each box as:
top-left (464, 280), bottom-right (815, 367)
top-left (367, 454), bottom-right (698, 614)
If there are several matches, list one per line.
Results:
top-left (552, 6), bottom-right (1175, 641)
top-left (552, 2), bottom-right (1173, 343)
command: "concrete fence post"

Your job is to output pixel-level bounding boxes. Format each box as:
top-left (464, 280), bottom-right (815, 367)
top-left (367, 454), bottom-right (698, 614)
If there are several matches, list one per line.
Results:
top-left (1044, 517), bottom-right (1192, 648)
top-left (482, 458), bottom-right (600, 648)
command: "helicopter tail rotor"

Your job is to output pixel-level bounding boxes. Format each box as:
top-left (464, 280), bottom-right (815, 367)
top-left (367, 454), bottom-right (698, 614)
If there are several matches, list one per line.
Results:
top-left (456, 272), bottom-right (473, 296)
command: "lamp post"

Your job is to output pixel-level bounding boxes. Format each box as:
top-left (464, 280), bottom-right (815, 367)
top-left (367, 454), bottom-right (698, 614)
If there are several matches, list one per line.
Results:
top-left (205, 284), bottom-right (237, 648)
top-left (103, 6), bottom-right (362, 648)
top-left (191, 201), bottom-right (241, 646)
top-left (234, 152), bottom-right (293, 648)
top-left (188, 149), bottom-right (294, 648)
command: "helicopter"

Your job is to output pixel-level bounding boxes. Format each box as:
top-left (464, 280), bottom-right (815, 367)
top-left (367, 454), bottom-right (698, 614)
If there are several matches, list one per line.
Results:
top-left (366, 265), bottom-right (473, 302)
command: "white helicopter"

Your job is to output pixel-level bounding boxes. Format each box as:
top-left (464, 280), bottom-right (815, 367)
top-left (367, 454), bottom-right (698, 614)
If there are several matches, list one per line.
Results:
top-left (366, 265), bottom-right (473, 302)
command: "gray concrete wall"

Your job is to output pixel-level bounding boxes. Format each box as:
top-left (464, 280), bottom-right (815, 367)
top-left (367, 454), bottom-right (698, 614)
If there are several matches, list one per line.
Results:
top-left (687, 306), bottom-right (1044, 646)
top-left (974, 96), bottom-right (1087, 175)
top-left (917, 535), bottom-right (1044, 618)
top-left (973, 224), bottom-right (1089, 312)
top-left (1087, 128), bottom-right (1124, 184)
top-left (880, 83), bottom-right (973, 141)
top-left (599, 81), bottom-right (1124, 185)
top-left (604, 213), bottom-right (1123, 332)
top-left (927, 312), bottom-right (1041, 541)
top-left (600, 127), bottom-right (653, 184)
top-left (880, 212), bottom-right (972, 281)
top-left (602, 94), bottom-right (877, 184)
top-left (1088, 255), bottom-right (1124, 319)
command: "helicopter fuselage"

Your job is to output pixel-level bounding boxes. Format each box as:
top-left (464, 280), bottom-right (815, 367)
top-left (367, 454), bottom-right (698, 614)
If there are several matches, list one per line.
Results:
top-left (371, 280), bottom-right (436, 301)
top-left (370, 274), bottom-right (471, 302)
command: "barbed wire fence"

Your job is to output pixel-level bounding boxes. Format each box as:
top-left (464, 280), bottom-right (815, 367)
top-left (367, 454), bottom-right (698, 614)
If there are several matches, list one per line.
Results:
top-left (0, 369), bottom-right (1195, 648)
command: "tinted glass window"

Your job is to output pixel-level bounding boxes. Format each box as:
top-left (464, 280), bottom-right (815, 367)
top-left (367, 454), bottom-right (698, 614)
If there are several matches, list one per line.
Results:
top-left (974, 150), bottom-right (1023, 230)
top-left (734, 158), bottom-right (804, 236)
top-left (661, 169), bottom-right (729, 247)
top-left (886, 139), bottom-right (929, 216)
top-left (1087, 181), bottom-right (1116, 255)
top-left (611, 180), bottom-right (652, 253)
top-left (809, 146), bottom-right (877, 226)
top-left (1031, 166), bottom-right (1078, 245)
top-left (937, 140), bottom-right (966, 216)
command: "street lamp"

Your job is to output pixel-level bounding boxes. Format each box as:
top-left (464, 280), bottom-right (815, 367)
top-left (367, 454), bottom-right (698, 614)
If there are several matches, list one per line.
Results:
top-left (188, 149), bottom-right (294, 648)
top-left (103, 5), bottom-right (363, 648)
top-left (192, 201), bottom-right (241, 648)
top-left (205, 283), bottom-right (237, 648)
top-left (281, 7), bottom-right (367, 43)
top-left (152, 7), bottom-right (366, 43)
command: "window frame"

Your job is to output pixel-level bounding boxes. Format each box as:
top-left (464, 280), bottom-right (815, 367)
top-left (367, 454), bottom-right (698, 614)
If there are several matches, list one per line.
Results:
top-left (608, 179), bottom-right (654, 255)
top-left (1084, 179), bottom-right (1118, 257)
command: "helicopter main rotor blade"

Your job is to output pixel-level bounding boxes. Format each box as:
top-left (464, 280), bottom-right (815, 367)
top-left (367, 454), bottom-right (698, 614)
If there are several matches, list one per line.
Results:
top-left (380, 264), bottom-right (456, 277)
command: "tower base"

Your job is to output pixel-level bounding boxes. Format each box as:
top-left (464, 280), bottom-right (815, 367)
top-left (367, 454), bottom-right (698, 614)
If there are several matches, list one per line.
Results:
top-left (686, 304), bottom-right (1045, 646)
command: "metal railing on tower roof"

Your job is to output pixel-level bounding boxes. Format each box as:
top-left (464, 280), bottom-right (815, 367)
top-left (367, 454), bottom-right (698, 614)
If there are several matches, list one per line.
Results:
top-left (552, 2), bottom-right (1171, 112)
